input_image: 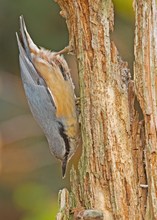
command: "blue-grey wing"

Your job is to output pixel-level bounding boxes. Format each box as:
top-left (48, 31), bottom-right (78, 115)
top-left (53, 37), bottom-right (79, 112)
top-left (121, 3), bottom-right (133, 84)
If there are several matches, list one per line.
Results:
top-left (17, 33), bottom-right (66, 161)
top-left (17, 33), bottom-right (55, 124)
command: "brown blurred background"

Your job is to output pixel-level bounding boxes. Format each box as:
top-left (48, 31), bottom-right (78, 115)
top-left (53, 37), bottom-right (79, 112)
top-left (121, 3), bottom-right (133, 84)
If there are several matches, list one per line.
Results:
top-left (0, 0), bottom-right (134, 219)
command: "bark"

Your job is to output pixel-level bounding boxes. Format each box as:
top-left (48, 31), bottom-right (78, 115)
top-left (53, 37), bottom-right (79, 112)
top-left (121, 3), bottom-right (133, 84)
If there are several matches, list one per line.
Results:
top-left (55, 0), bottom-right (157, 219)
top-left (134, 0), bottom-right (157, 219)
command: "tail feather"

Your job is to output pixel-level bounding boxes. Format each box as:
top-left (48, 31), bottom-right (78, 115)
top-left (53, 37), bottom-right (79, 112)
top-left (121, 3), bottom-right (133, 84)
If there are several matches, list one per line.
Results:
top-left (16, 16), bottom-right (44, 85)
top-left (19, 16), bottom-right (32, 61)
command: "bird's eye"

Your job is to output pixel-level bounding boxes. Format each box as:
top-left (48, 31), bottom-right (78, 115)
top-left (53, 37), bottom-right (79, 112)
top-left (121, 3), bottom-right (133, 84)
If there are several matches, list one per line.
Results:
top-left (58, 121), bottom-right (70, 177)
top-left (58, 122), bottom-right (70, 154)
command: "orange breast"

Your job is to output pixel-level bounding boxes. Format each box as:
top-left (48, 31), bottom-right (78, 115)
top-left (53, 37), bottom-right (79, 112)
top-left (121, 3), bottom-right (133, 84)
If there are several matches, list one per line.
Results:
top-left (33, 57), bottom-right (78, 138)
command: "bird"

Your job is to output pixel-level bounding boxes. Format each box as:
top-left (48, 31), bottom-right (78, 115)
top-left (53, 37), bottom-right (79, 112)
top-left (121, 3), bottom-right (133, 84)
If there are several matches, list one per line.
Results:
top-left (16, 16), bottom-right (79, 178)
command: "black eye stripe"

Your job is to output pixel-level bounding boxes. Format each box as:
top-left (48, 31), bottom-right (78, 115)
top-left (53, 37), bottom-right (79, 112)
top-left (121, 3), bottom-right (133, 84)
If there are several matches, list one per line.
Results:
top-left (58, 123), bottom-right (70, 155)
top-left (58, 122), bottom-right (70, 177)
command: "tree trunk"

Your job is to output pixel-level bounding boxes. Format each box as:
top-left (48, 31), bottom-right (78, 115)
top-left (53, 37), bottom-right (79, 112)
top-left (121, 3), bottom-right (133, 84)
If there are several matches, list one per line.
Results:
top-left (55, 0), bottom-right (157, 219)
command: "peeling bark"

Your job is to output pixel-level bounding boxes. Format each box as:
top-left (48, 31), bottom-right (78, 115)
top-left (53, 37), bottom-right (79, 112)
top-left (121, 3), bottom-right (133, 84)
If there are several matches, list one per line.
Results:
top-left (55, 0), bottom-right (157, 219)
top-left (134, 0), bottom-right (157, 219)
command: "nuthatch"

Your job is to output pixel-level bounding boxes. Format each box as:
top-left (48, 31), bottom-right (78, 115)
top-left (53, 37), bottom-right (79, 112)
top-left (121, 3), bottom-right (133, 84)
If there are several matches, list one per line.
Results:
top-left (16, 16), bottom-right (79, 178)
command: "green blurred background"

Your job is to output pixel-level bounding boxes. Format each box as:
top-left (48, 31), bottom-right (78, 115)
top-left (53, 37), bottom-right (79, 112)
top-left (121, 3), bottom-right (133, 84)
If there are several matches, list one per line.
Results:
top-left (0, 0), bottom-right (134, 219)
